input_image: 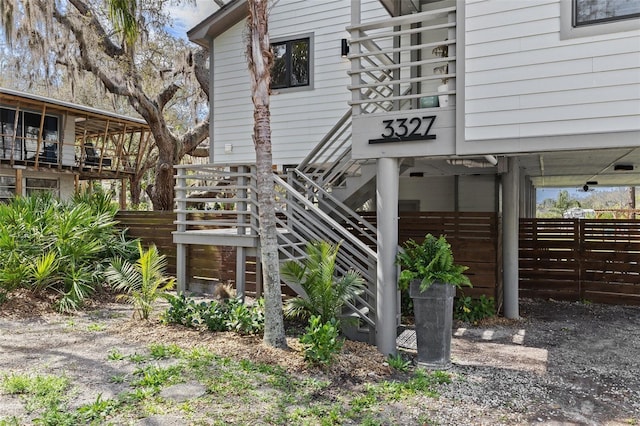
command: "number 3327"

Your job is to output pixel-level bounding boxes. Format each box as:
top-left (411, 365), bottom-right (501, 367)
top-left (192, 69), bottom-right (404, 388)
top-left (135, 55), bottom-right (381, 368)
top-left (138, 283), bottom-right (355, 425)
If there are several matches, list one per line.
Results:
top-left (369, 116), bottom-right (436, 144)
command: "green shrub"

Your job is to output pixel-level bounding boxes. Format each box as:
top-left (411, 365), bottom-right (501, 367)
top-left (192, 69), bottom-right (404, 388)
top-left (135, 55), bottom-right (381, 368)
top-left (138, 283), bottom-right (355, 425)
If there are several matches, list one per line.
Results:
top-left (0, 190), bottom-right (138, 312)
top-left (162, 293), bottom-right (202, 326)
top-left (225, 298), bottom-right (264, 335)
top-left (281, 240), bottom-right (365, 324)
top-left (299, 315), bottom-right (343, 367)
top-left (105, 243), bottom-right (175, 320)
top-left (454, 295), bottom-right (495, 324)
top-left (202, 300), bottom-right (231, 332)
top-left (162, 294), bottom-right (264, 335)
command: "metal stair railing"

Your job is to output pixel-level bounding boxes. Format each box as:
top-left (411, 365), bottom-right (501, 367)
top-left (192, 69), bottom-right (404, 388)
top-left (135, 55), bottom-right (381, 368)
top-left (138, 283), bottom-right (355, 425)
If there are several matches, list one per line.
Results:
top-left (273, 174), bottom-right (376, 330)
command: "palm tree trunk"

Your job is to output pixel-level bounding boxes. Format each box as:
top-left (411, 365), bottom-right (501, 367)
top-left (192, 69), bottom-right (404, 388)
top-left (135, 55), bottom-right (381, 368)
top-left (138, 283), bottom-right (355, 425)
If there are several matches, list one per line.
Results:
top-left (247, 0), bottom-right (287, 349)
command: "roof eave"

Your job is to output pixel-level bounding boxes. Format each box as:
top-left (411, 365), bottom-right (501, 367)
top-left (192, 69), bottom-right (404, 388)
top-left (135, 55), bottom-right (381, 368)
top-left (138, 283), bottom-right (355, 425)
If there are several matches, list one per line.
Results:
top-left (187, 0), bottom-right (248, 48)
top-left (0, 87), bottom-right (148, 127)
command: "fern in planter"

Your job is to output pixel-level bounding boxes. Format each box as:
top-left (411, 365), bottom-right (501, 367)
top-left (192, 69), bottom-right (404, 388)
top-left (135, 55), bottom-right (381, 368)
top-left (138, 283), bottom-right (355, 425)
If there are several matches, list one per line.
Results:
top-left (396, 234), bottom-right (471, 292)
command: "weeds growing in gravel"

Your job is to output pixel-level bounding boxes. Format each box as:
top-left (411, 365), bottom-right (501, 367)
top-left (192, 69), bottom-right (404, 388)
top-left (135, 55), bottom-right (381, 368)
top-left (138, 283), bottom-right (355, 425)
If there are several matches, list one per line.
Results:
top-left (454, 294), bottom-right (495, 324)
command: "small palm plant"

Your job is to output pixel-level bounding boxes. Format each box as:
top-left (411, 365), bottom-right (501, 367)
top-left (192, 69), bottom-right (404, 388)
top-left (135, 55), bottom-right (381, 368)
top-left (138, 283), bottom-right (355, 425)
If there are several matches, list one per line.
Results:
top-left (280, 240), bottom-right (365, 324)
top-left (105, 243), bottom-right (175, 320)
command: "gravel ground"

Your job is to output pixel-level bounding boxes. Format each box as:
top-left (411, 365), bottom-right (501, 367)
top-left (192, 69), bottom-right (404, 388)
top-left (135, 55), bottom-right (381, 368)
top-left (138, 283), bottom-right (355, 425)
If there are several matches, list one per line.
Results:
top-left (0, 295), bottom-right (639, 425)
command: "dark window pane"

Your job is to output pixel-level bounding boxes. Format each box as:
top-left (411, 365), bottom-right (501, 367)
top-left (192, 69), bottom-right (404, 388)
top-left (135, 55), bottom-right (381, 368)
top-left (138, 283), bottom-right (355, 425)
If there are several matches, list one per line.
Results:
top-left (574, 0), bottom-right (640, 26)
top-left (23, 112), bottom-right (40, 160)
top-left (44, 116), bottom-right (58, 140)
top-left (0, 108), bottom-right (21, 160)
top-left (291, 39), bottom-right (309, 87)
top-left (0, 175), bottom-right (16, 200)
top-left (26, 178), bottom-right (58, 197)
top-left (271, 42), bottom-right (288, 89)
top-left (270, 37), bottom-right (310, 89)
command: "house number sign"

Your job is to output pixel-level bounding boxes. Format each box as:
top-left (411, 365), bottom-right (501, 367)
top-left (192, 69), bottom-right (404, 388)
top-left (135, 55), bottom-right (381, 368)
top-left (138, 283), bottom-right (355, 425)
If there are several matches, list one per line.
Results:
top-left (368, 116), bottom-right (436, 144)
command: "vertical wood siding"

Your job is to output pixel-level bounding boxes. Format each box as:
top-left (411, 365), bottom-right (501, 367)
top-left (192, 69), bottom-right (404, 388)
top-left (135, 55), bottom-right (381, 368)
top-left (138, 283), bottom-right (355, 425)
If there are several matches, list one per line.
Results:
top-left (464, 0), bottom-right (640, 142)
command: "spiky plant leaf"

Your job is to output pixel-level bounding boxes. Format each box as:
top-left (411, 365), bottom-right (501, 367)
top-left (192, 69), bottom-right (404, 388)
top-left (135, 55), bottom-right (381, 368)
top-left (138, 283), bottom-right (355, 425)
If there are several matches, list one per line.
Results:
top-left (105, 243), bottom-right (175, 320)
top-left (281, 240), bottom-right (365, 324)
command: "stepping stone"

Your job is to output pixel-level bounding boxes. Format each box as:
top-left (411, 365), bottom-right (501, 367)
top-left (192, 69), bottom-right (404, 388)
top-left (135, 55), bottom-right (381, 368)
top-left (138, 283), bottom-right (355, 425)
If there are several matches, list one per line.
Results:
top-left (159, 381), bottom-right (207, 402)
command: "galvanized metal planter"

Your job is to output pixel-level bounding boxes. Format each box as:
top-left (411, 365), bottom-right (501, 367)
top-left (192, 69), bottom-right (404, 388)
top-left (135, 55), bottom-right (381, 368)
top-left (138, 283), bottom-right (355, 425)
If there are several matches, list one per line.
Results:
top-left (409, 280), bottom-right (456, 369)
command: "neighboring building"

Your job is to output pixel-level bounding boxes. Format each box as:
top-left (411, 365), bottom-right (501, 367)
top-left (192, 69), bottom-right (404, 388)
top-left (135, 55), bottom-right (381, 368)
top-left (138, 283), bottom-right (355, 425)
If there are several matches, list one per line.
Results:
top-left (181, 0), bottom-right (640, 353)
top-left (0, 88), bottom-right (150, 204)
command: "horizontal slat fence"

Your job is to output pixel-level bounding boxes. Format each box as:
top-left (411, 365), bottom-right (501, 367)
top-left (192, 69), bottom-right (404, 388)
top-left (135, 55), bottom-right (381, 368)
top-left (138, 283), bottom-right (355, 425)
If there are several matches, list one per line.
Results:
top-left (360, 212), bottom-right (500, 302)
top-left (115, 211), bottom-right (256, 293)
top-left (116, 211), bottom-right (178, 274)
top-left (117, 211), bottom-right (500, 300)
top-left (520, 219), bottom-right (640, 305)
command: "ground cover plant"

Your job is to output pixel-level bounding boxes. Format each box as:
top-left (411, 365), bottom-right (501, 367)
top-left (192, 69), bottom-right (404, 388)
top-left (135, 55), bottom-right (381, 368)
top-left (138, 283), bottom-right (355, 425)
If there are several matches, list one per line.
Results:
top-left (2, 296), bottom-right (639, 424)
top-left (0, 190), bottom-right (138, 312)
top-left (0, 339), bottom-right (451, 425)
top-left (162, 293), bottom-right (265, 335)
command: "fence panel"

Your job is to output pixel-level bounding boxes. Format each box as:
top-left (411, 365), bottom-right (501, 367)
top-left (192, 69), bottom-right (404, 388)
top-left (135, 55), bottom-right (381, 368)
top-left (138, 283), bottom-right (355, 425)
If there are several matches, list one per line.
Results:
top-left (519, 218), bottom-right (640, 305)
top-left (115, 211), bottom-right (177, 274)
top-left (360, 212), bottom-right (499, 300)
top-left (115, 211), bottom-right (259, 293)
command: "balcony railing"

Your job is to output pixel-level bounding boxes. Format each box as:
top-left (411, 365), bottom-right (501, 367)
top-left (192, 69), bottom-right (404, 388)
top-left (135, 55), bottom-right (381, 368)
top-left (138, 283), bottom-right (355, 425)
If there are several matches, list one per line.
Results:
top-left (347, 6), bottom-right (457, 114)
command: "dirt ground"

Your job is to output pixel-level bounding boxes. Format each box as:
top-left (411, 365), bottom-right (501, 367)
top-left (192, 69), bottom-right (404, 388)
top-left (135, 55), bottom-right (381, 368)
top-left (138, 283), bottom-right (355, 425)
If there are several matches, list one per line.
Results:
top-left (0, 292), bottom-right (639, 425)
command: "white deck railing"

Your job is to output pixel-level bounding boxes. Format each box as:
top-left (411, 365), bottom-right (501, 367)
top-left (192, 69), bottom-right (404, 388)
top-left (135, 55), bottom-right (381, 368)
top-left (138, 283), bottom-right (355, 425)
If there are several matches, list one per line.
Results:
top-left (348, 6), bottom-right (457, 114)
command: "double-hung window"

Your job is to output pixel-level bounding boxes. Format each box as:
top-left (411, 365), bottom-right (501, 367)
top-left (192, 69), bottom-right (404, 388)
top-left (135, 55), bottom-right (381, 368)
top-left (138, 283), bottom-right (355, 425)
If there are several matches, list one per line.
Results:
top-left (271, 36), bottom-right (312, 90)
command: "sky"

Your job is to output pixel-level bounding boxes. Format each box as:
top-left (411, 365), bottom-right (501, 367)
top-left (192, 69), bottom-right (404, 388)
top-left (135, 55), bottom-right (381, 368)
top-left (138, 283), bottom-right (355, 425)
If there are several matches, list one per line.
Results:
top-left (165, 0), bottom-right (221, 39)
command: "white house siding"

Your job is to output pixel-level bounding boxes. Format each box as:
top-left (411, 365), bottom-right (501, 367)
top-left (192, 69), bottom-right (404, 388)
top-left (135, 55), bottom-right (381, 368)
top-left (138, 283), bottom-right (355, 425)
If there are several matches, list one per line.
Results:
top-left (398, 174), bottom-right (496, 212)
top-left (211, 0), bottom-right (388, 166)
top-left (461, 0), bottom-right (640, 154)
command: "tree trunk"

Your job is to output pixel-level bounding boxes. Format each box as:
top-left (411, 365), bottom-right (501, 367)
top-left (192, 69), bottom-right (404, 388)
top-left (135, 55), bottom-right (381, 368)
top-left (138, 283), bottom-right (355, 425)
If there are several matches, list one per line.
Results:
top-left (129, 175), bottom-right (142, 206)
top-left (246, 0), bottom-right (287, 349)
top-left (148, 145), bottom-right (175, 211)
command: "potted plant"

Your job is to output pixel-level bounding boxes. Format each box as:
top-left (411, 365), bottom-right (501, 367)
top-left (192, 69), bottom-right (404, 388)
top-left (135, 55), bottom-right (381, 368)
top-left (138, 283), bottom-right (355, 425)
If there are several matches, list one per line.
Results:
top-left (432, 43), bottom-right (449, 107)
top-left (397, 234), bottom-right (471, 369)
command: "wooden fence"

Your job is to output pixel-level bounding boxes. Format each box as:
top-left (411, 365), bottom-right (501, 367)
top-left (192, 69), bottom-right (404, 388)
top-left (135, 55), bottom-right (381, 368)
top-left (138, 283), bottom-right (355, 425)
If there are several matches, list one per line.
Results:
top-left (116, 211), bottom-right (500, 300)
top-left (520, 218), bottom-right (640, 305)
top-left (360, 212), bottom-right (501, 303)
top-left (116, 211), bottom-right (177, 274)
top-left (115, 211), bottom-right (246, 287)
top-left (116, 213), bottom-right (640, 306)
